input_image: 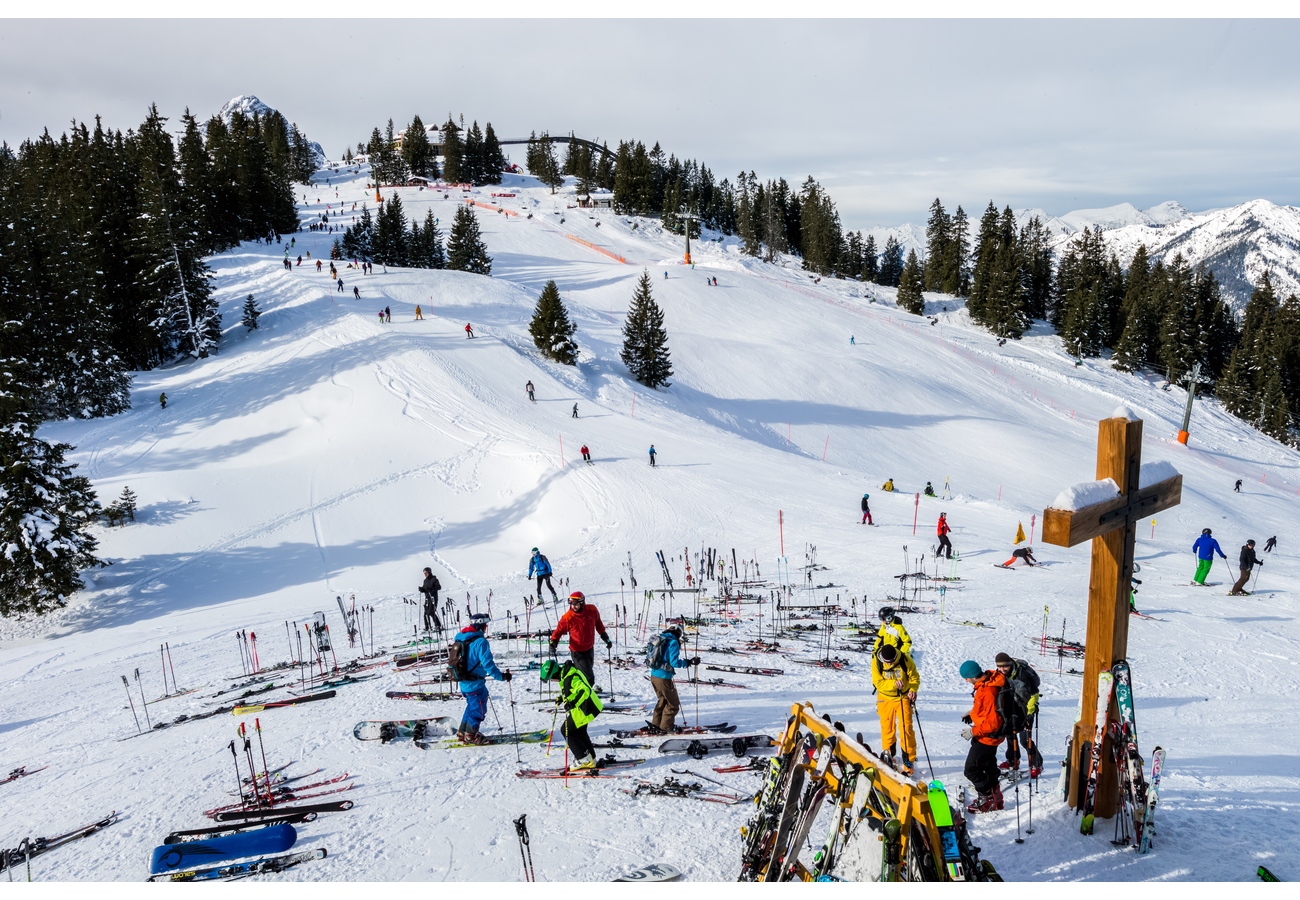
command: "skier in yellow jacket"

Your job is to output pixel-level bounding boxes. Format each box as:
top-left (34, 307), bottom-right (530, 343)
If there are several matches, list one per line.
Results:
top-left (871, 606), bottom-right (912, 656)
top-left (872, 643), bottom-right (920, 776)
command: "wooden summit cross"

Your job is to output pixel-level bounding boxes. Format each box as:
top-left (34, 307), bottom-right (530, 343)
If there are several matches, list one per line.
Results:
top-left (1041, 411), bottom-right (1182, 819)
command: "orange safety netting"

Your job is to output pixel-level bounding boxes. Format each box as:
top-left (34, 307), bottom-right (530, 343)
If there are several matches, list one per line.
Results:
top-left (564, 234), bottom-right (627, 264)
top-left (464, 199), bottom-right (519, 217)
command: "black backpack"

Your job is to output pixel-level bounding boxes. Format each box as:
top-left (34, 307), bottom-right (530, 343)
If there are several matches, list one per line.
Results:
top-left (994, 679), bottom-right (1026, 738)
top-left (448, 632), bottom-right (483, 681)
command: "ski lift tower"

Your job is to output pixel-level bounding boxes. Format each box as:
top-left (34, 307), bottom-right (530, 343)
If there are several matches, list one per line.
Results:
top-left (1176, 361), bottom-right (1211, 445)
top-left (680, 208), bottom-right (701, 265)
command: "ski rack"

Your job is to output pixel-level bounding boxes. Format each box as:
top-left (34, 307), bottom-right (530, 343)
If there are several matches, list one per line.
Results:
top-left (773, 702), bottom-right (966, 882)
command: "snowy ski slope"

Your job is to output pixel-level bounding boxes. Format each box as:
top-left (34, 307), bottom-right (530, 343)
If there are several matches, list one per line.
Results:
top-left (2, 163), bottom-right (1298, 882)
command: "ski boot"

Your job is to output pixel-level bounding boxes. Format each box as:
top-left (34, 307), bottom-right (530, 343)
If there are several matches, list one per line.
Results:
top-left (573, 754), bottom-right (598, 770)
top-left (643, 722), bottom-right (666, 735)
top-left (901, 755), bottom-right (915, 777)
top-left (966, 784), bottom-right (1004, 814)
top-left (460, 727), bottom-right (491, 746)
top-left (998, 759), bottom-right (1019, 772)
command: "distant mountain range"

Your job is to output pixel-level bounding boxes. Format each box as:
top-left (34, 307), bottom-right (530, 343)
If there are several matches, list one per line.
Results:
top-left (217, 94), bottom-right (325, 166)
top-left (867, 199), bottom-right (1300, 309)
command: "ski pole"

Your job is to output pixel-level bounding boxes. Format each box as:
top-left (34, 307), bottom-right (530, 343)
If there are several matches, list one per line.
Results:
top-left (236, 632), bottom-right (247, 675)
top-left (544, 703), bottom-right (561, 757)
top-left (285, 621), bottom-right (295, 664)
top-left (243, 735), bottom-right (267, 808)
top-left (160, 644), bottom-right (169, 696)
top-left (912, 701), bottom-right (934, 781)
top-left (508, 673), bottom-right (522, 765)
top-left (229, 740), bottom-right (247, 806)
top-left (1014, 779), bottom-right (1024, 843)
top-left (134, 668), bottom-right (151, 728)
top-left (166, 642), bottom-right (179, 692)
top-left (122, 675), bottom-right (141, 733)
top-left (255, 718), bottom-right (272, 792)
top-left (1253, 564), bottom-right (1263, 592)
top-left (606, 643), bottom-right (615, 703)
top-left (513, 814), bottom-right (535, 882)
top-left (250, 631), bottom-right (260, 673)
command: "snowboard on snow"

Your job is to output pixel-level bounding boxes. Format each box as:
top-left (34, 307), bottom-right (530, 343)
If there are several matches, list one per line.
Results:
top-left (354, 717), bottom-right (456, 742)
top-left (659, 734), bottom-right (777, 755)
top-left (150, 823), bottom-right (297, 874)
top-left (614, 862), bottom-right (683, 882)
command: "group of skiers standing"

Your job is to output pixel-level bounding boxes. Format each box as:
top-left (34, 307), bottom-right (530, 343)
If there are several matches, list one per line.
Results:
top-left (870, 606), bottom-right (1041, 813)
top-left (1192, 528), bottom-right (1268, 595)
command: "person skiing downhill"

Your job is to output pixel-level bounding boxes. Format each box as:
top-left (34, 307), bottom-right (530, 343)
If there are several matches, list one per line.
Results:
top-left (548, 592), bottom-right (612, 688)
top-left (861, 493), bottom-right (873, 525)
top-left (539, 658), bottom-right (603, 769)
top-left (873, 643), bottom-right (920, 776)
top-left (159, 392), bottom-right (167, 409)
top-left (1230, 540), bottom-right (1262, 595)
top-left (1234, 479), bottom-right (1243, 493)
top-left (1265, 536), bottom-right (1277, 553)
top-left (1001, 547), bottom-right (1038, 567)
top-left (937, 513), bottom-right (954, 560)
top-left (648, 445), bottom-right (657, 467)
top-left (1192, 528), bottom-right (1227, 584)
top-left (959, 660), bottom-right (1007, 813)
top-left (528, 548), bottom-right (559, 601)
top-left (465, 323), bottom-right (475, 338)
top-left (526, 380), bottom-right (535, 402)
top-left (337, 278), bottom-right (344, 293)
top-left (580, 444), bottom-right (591, 463)
top-left (453, 613), bottom-right (511, 745)
top-left (572, 403), bottom-right (579, 419)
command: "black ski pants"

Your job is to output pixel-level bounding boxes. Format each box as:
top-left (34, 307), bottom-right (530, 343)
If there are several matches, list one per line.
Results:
top-left (536, 574), bottom-right (557, 599)
top-left (1004, 712), bottom-right (1043, 768)
top-left (964, 737), bottom-right (1001, 794)
top-left (937, 534), bottom-right (954, 559)
top-left (569, 648), bottom-right (596, 687)
top-left (561, 716), bottom-right (595, 760)
top-left (423, 593), bottom-right (441, 632)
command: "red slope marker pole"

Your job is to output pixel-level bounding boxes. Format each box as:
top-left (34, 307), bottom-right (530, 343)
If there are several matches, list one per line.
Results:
top-left (913, 493), bottom-right (919, 536)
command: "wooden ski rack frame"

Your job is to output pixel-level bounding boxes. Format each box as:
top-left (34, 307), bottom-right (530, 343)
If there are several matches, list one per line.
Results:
top-left (772, 701), bottom-right (952, 882)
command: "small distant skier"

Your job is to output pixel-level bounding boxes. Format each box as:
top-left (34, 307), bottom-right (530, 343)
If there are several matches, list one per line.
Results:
top-left (648, 445), bottom-right (657, 467)
top-left (1192, 528), bottom-right (1227, 584)
top-left (580, 444), bottom-right (591, 463)
top-left (1234, 479), bottom-right (1243, 493)
top-left (159, 392), bottom-right (167, 410)
top-left (937, 513), bottom-right (954, 560)
top-left (924, 481), bottom-right (936, 497)
top-left (465, 323), bottom-right (475, 338)
top-left (316, 260), bottom-right (322, 272)
top-left (882, 478), bottom-right (895, 492)
top-left (861, 492), bottom-right (873, 525)
top-left (663, 271), bottom-right (668, 279)
top-left (850, 335), bottom-right (855, 345)
top-left (353, 286), bottom-right (360, 300)
top-left (529, 548), bottom-right (559, 602)
top-left (526, 380), bottom-right (535, 402)
top-left (415, 305), bottom-right (423, 320)
top-left (385, 306), bottom-right (391, 323)
top-left (378, 310), bottom-right (385, 325)
top-left (297, 255), bottom-right (302, 266)
top-left (1265, 536), bottom-right (1277, 553)
top-left (1230, 539), bottom-right (1262, 596)
top-left (337, 278), bottom-right (344, 293)
top-left (572, 403), bottom-right (579, 419)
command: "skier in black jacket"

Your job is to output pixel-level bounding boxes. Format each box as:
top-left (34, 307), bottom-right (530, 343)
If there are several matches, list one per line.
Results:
top-left (860, 493), bottom-right (873, 525)
top-left (994, 652), bottom-right (1043, 775)
top-left (419, 567), bottom-right (443, 631)
top-left (1230, 541), bottom-right (1262, 595)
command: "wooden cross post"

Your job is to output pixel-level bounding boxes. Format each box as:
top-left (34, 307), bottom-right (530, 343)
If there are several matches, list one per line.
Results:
top-left (1041, 413), bottom-right (1182, 819)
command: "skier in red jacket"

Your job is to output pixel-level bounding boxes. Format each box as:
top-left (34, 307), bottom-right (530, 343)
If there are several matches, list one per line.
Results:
top-left (549, 592), bottom-right (611, 688)
top-left (937, 512), bottom-right (954, 560)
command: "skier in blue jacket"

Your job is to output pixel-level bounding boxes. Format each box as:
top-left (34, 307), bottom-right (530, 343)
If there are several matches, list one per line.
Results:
top-left (453, 613), bottom-right (510, 745)
top-left (647, 625), bottom-right (699, 734)
top-left (528, 548), bottom-right (559, 601)
top-left (1192, 528), bottom-right (1227, 585)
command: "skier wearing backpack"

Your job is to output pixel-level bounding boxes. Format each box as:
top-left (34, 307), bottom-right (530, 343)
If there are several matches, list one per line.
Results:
top-left (994, 653), bottom-right (1043, 776)
top-left (539, 658), bottom-right (603, 769)
top-left (860, 493), bottom-right (873, 525)
top-left (872, 643), bottom-right (920, 776)
top-left (528, 548), bottom-right (559, 602)
top-left (871, 606), bottom-right (912, 656)
top-left (549, 592), bottom-right (612, 688)
top-left (451, 613), bottom-right (511, 745)
top-left (959, 659), bottom-right (1008, 813)
top-left (1192, 528), bottom-right (1227, 584)
top-left (646, 625), bottom-right (699, 734)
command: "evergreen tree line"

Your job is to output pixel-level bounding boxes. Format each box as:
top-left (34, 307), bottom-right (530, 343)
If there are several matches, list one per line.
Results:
top-left (0, 102), bottom-right (315, 617)
top-left (364, 115), bottom-right (506, 187)
top-left (339, 199), bottom-right (491, 275)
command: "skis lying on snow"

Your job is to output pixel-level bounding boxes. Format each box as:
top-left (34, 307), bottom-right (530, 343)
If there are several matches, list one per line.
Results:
top-left (705, 664), bottom-right (783, 676)
top-left (226, 767), bottom-right (324, 795)
top-left (225, 772), bottom-right (351, 800)
top-left (204, 781), bottom-right (354, 816)
top-left (608, 722), bottom-right (733, 738)
top-left (147, 848), bottom-right (326, 881)
top-left (1258, 866), bottom-right (1281, 882)
top-left (516, 756), bottom-right (646, 778)
top-left (417, 728), bottom-right (552, 749)
top-left (233, 690), bottom-right (336, 715)
top-left (713, 757), bottom-right (769, 774)
top-left (165, 812), bottom-right (317, 844)
top-left (211, 800), bottom-right (354, 823)
top-left (592, 739), bottom-right (653, 750)
top-left (385, 691), bottom-right (457, 702)
top-left (0, 811), bottom-right (119, 873)
top-left (621, 776), bottom-right (750, 804)
top-left (0, 765), bottom-right (48, 786)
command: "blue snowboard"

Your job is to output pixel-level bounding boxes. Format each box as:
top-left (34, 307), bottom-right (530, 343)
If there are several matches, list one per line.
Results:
top-left (150, 822), bottom-right (296, 874)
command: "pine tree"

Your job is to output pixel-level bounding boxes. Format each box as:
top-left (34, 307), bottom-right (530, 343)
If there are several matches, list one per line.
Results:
top-left (242, 294), bottom-right (261, 331)
top-left (0, 363), bottom-right (105, 617)
top-left (464, 121), bottom-right (484, 185)
top-left (341, 205), bottom-right (376, 261)
top-left (482, 123), bottom-right (504, 185)
top-left (1256, 369), bottom-right (1293, 445)
top-left (373, 192), bottom-right (409, 266)
top-left (529, 280), bottom-right (579, 365)
top-left (923, 198), bottom-right (950, 292)
top-left (446, 204), bottom-right (492, 275)
top-left (1216, 346), bottom-right (1253, 418)
top-left (403, 114), bottom-right (435, 178)
top-left (441, 116), bottom-right (463, 184)
top-left (897, 249), bottom-right (926, 314)
top-left (421, 209), bottom-right (446, 269)
top-left (878, 235), bottom-right (904, 287)
top-left (861, 234), bottom-right (879, 283)
top-left (535, 133), bottom-right (563, 193)
top-left (620, 270), bottom-right (673, 390)
top-left (117, 486), bottom-right (138, 522)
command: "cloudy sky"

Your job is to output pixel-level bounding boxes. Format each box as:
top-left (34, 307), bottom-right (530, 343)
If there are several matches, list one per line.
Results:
top-left (2, 18), bottom-right (1297, 229)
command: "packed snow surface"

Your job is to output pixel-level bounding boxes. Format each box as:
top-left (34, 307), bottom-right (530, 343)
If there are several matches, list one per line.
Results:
top-left (3, 162), bottom-right (1299, 883)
